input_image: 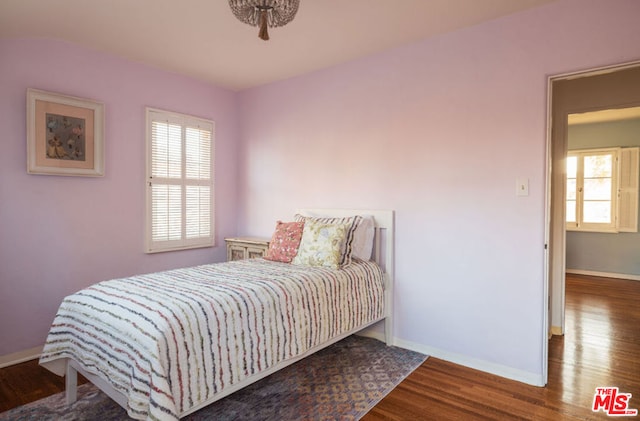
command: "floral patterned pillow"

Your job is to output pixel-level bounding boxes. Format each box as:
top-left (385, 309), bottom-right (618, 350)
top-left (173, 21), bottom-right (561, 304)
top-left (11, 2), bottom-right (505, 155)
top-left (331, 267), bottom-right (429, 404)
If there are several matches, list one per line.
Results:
top-left (264, 221), bottom-right (305, 263)
top-left (294, 214), bottom-right (361, 267)
top-left (291, 221), bottom-right (348, 269)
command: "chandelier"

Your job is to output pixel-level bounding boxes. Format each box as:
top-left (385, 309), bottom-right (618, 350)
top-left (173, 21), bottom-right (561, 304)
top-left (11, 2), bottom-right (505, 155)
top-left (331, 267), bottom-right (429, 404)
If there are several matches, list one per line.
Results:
top-left (228, 0), bottom-right (300, 41)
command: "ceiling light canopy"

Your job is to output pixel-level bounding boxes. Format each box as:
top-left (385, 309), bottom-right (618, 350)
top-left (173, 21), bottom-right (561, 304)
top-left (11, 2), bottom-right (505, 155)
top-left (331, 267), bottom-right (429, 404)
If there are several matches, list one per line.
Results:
top-left (229, 0), bottom-right (300, 41)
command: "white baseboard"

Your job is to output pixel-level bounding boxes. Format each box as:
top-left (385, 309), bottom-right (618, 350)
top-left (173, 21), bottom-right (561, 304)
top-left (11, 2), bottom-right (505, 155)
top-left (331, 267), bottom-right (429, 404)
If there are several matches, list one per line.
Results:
top-left (357, 332), bottom-right (545, 386)
top-left (0, 346), bottom-right (42, 368)
top-left (392, 337), bottom-right (545, 387)
top-left (3, 337), bottom-right (546, 389)
top-left (566, 269), bottom-right (640, 282)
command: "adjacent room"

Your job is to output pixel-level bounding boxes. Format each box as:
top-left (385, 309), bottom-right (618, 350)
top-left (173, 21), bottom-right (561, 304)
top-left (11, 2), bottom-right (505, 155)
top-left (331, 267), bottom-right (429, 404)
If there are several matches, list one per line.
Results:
top-left (1, 0), bottom-right (639, 419)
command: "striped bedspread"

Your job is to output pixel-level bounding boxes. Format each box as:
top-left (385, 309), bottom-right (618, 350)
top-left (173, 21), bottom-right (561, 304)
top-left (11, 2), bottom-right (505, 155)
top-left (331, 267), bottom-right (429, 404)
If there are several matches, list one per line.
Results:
top-left (39, 258), bottom-right (385, 420)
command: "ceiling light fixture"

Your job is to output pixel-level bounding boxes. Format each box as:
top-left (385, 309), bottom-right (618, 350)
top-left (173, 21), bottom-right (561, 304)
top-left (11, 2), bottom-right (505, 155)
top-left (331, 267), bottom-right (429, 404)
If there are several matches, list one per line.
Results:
top-left (228, 0), bottom-right (300, 41)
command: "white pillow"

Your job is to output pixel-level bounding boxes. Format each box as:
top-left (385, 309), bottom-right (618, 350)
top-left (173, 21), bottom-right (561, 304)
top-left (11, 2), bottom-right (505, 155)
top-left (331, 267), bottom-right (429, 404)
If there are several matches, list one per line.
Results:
top-left (351, 215), bottom-right (375, 261)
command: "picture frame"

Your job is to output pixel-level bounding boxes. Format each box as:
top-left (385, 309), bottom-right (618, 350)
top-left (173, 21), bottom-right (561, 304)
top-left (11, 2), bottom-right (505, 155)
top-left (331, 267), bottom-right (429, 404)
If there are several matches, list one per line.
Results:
top-left (27, 88), bottom-right (104, 177)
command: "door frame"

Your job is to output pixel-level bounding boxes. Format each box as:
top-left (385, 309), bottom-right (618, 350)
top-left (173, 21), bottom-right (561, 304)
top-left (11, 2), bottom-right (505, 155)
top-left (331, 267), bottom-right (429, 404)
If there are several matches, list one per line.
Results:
top-left (545, 60), bottom-right (640, 383)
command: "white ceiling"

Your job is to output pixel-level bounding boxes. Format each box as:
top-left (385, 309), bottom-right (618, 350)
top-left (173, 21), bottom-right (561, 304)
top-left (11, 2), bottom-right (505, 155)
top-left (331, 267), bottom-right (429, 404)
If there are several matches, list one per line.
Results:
top-left (0, 0), bottom-right (556, 91)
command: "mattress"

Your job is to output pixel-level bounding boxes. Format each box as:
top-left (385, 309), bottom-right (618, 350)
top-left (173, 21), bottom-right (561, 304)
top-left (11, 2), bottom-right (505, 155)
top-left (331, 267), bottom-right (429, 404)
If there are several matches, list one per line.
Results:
top-left (39, 258), bottom-right (385, 420)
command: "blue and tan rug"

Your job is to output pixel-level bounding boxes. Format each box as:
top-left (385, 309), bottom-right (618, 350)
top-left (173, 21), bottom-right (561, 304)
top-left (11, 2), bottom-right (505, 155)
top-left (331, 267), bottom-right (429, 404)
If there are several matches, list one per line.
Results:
top-left (1, 335), bottom-right (426, 420)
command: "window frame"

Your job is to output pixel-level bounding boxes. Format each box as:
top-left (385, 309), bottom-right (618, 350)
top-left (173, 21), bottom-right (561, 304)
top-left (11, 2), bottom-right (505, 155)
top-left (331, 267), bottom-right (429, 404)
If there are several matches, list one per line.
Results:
top-left (566, 146), bottom-right (640, 233)
top-left (566, 147), bottom-right (619, 233)
top-left (145, 107), bottom-right (215, 253)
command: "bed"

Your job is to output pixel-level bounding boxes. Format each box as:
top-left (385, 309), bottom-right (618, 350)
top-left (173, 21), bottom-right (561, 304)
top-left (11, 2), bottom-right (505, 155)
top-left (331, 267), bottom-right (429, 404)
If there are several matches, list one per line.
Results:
top-left (39, 209), bottom-right (394, 420)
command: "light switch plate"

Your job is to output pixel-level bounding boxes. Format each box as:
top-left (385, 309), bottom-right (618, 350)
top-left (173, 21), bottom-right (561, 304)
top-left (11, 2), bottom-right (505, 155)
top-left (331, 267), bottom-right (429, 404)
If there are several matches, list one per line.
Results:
top-left (516, 178), bottom-right (529, 196)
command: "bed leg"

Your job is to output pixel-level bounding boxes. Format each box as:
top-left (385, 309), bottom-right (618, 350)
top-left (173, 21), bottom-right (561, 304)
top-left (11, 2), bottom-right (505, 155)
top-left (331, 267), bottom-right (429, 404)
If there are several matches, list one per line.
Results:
top-left (385, 316), bottom-right (393, 346)
top-left (385, 273), bottom-right (394, 346)
top-left (65, 363), bottom-right (78, 404)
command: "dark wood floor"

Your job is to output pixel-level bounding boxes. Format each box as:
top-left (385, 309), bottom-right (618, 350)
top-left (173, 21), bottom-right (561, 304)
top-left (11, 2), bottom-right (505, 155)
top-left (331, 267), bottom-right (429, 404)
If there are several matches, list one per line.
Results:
top-left (1, 274), bottom-right (638, 419)
top-left (363, 274), bottom-right (640, 420)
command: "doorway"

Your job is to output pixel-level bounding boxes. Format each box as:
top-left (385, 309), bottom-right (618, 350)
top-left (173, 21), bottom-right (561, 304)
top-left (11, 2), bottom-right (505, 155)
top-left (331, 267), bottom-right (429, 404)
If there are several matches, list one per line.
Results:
top-left (547, 63), bottom-right (640, 347)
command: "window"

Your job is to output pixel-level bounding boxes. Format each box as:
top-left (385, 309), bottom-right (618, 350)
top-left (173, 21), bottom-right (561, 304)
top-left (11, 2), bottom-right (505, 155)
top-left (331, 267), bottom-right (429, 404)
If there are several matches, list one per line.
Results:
top-left (146, 108), bottom-right (214, 253)
top-left (566, 147), bottom-right (639, 233)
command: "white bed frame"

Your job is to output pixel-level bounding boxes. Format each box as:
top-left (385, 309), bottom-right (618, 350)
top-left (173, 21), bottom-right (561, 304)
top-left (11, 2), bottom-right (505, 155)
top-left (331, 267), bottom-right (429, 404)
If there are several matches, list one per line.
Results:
top-left (64, 208), bottom-right (395, 418)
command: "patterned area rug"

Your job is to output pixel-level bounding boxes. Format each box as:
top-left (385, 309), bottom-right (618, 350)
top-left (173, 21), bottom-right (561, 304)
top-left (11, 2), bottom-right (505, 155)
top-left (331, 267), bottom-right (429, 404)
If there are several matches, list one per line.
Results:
top-left (1, 335), bottom-right (426, 420)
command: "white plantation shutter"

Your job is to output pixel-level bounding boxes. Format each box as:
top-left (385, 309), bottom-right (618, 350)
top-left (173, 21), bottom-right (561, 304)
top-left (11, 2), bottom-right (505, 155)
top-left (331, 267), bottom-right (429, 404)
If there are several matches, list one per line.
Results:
top-left (618, 147), bottom-right (639, 232)
top-left (146, 108), bottom-right (214, 253)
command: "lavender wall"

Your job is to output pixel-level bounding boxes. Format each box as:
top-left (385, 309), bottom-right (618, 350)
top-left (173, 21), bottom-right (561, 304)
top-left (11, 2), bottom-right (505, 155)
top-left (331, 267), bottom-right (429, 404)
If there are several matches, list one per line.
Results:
top-left (237, 0), bottom-right (640, 384)
top-left (2, 0), bottom-right (639, 386)
top-left (0, 39), bottom-right (239, 356)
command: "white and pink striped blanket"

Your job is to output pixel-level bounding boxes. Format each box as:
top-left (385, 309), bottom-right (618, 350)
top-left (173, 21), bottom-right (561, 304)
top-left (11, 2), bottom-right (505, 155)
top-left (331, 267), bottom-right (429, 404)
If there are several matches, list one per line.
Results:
top-left (39, 258), bottom-right (385, 420)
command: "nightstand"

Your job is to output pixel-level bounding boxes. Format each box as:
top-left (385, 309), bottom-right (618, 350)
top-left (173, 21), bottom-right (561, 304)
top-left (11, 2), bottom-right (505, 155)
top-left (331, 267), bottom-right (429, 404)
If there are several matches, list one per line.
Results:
top-left (225, 237), bottom-right (270, 261)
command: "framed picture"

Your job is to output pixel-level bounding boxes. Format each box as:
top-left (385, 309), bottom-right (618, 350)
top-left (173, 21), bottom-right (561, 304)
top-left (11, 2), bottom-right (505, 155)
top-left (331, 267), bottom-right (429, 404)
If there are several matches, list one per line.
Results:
top-left (27, 88), bottom-right (104, 176)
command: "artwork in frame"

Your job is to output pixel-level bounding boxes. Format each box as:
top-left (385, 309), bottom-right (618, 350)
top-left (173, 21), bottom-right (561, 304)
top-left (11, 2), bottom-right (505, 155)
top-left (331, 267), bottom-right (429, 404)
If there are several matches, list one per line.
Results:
top-left (27, 88), bottom-right (105, 176)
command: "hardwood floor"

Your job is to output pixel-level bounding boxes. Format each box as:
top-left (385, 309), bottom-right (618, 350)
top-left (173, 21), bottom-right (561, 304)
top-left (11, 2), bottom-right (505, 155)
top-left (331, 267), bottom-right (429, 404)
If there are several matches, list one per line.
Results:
top-left (0, 358), bottom-right (87, 413)
top-left (363, 274), bottom-right (640, 420)
top-left (1, 274), bottom-right (638, 419)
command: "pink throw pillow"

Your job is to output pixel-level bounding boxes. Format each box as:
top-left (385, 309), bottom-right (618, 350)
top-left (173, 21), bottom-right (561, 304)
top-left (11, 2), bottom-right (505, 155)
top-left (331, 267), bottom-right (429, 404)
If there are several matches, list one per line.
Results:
top-left (264, 221), bottom-right (305, 263)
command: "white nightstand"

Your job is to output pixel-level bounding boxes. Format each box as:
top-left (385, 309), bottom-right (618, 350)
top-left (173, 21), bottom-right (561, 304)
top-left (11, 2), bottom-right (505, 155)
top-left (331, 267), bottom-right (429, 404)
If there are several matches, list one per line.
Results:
top-left (225, 237), bottom-right (270, 261)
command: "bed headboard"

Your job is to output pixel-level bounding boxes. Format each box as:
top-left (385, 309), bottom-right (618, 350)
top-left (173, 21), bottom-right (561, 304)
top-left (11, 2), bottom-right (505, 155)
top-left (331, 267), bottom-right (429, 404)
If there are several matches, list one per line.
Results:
top-left (295, 209), bottom-right (394, 269)
top-left (295, 208), bottom-right (395, 344)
